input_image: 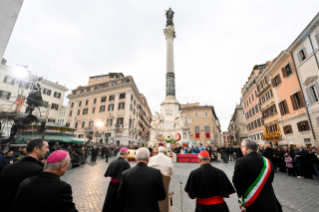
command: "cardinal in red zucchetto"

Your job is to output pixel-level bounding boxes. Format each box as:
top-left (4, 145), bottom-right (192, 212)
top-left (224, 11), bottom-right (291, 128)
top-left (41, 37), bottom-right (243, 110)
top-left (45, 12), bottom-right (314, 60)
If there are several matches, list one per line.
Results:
top-left (185, 150), bottom-right (235, 212)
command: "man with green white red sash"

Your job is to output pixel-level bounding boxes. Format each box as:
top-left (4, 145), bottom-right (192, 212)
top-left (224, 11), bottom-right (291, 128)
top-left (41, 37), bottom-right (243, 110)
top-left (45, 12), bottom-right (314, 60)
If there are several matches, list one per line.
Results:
top-left (232, 139), bottom-right (282, 212)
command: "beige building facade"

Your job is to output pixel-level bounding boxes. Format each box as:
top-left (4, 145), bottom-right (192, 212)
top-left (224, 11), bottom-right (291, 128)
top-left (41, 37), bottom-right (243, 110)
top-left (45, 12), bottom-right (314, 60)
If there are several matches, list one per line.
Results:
top-left (228, 103), bottom-right (247, 145)
top-left (181, 103), bottom-right (221, 145)
top-left (66, 73), bottom-right (151, 146)
top-left (222, 131), bottom-right (231, 146)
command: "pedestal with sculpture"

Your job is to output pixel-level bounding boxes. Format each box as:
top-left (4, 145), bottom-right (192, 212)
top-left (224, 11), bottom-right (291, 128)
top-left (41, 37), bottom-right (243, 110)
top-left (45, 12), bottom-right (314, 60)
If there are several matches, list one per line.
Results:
top-left (148, 8), bottom-right (190, 150)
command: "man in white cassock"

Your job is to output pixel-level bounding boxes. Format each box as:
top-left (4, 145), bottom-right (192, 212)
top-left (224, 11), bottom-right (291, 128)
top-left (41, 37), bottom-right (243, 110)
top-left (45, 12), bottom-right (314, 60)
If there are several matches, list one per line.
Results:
top-left (148, 146), bottom-right (174, 176)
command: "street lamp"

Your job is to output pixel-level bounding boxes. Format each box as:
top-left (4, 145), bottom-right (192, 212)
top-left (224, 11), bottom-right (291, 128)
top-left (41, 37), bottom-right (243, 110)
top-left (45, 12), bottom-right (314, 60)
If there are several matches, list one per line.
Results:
top-left (95, 121), bottom-right (104, 143)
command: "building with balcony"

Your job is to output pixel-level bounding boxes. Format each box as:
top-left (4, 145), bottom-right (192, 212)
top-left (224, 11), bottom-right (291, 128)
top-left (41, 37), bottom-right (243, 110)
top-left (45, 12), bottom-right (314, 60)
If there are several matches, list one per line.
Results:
top-left (180, 103), bottom-right (221, 145)
top-left (228, 103), bottom-right (247, 145)
top-left (66, 73), bottom-right (151, 146)
top-left (0, 62), bottom-right (68, 136)
top-left (287, 13), bottom-right (319, 146)
top-left (222, 131), bottom-right (231, 146)
top-left (241, 64), bottom-right (266, 144)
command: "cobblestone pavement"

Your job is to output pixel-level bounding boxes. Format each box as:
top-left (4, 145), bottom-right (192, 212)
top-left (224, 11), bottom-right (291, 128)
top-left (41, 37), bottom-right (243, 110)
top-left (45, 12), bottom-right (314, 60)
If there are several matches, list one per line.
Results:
top-left (61, 157), bottom-right (319, 212)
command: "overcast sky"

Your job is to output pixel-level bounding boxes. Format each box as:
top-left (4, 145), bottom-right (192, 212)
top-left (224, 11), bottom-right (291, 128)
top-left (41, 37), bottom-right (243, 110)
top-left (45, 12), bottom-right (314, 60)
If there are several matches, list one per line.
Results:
top-left (4, 0), bottom-right (319, 131)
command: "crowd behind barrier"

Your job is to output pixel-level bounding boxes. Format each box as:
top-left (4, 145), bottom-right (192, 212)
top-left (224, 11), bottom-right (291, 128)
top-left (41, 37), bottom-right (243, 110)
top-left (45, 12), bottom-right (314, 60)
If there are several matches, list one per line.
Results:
top-left (0, 142), bottom-right (129, 173)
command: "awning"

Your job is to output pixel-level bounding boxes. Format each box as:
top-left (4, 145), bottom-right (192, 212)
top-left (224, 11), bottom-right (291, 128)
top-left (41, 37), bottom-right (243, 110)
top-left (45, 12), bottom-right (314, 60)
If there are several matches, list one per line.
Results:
top-left (17, 135), bottom-right (84, 145)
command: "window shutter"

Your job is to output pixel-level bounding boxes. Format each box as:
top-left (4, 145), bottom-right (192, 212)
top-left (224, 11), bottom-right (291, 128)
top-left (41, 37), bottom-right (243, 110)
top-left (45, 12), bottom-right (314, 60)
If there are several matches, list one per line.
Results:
top-left (303, 47), bottom-right (308, 58)
top-left (297, 122), bottom-right (301, 132)
top-left (281, 67), bottom-right (287, 78)
top-left (264, 76), bottom-right (268, 84)
top-left (273, 105), bottom-right (277, 113)
top-left (261, 118), bottom-right (264, 125)
top-left (11, 78), bottom-right (15, 85)
top-left (290, 95), bottom-right (297, 110)
top-left (288, 62), bottom-right (294, 74)
top-left (315, 33), bottom-right (319, 46)
top-left (270, 106), bottom-right (273, 115)
top-left (271, 78), bottom-right (276, 87)
top-left (284, 100), bottom-right (289, 114)
top-left (305, 121), bottom-right (310, 131)
top-left (277, 74), bottom-right (282, 84)
top-left (297, 52), bottom-right (302, 63)
top-left (306, 88), bottom-right (314, 104)
top-left (259, 98), bottom-right (262, 105)
top-left (254, 120), bottom-right (257, 128)
top-left (283, 126), bottom-right (287, 134)
top-left (3, 76), bottom-right (7, 83)
top-left (297, 91), bottom-right (305, 107)
top-left (257, 85), bottom-right (260, 92)
top-left (279, 103), bottom-right (284, 116)
top-left (289, 125), bottom-right (293, 134)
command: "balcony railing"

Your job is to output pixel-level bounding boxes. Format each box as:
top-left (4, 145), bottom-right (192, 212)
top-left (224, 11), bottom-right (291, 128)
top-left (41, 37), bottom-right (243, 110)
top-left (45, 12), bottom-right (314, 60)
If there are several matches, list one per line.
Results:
top-left (113, 124), bottom-right (123, 129)
top-left (84, 127), bottom-right (94, 132)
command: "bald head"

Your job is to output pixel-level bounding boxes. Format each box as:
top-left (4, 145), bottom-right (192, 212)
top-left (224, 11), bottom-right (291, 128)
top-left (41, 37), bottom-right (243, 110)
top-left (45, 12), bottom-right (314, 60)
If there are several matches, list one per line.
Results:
top-left (136, 147), bottom-right (150, 162)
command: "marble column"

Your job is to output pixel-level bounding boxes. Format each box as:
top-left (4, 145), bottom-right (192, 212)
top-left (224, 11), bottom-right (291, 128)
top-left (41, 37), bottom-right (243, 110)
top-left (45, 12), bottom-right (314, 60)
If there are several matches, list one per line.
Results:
top-left (164, 25), bottom-right (176, 97)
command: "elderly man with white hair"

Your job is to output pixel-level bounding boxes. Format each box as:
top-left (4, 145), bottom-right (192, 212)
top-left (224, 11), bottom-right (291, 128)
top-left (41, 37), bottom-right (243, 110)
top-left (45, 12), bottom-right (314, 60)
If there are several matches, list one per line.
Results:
top-left (148, 146), bottom-right (174, 176)
top-left (14, 150), bottom-right (78, 212)
top-left (118, 147), bottom-right (166, 212)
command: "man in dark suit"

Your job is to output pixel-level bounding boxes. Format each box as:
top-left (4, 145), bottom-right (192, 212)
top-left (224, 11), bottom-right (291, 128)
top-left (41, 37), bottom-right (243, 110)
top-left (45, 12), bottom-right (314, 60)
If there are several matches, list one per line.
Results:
top-left (233, 139), bottom-right (282, 212)
top-left (118, 147), bottom-right (166, 212)
top-left (14, 150), bottom-right (78, 212)
top-left (0, 138), bottom-right (49, 212)
top-left (298, 146), bottom-right (313, 179)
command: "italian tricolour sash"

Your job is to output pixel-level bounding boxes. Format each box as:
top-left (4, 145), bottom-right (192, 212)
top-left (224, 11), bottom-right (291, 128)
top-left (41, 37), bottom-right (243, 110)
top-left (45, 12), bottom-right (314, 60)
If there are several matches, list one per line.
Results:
top-left (238, 156), bottom-right (271, 212)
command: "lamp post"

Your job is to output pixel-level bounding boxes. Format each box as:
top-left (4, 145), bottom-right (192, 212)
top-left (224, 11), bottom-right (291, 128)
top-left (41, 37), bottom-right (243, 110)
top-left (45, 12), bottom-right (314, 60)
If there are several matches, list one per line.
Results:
top-left (95, 121), bottom-right (104, 143)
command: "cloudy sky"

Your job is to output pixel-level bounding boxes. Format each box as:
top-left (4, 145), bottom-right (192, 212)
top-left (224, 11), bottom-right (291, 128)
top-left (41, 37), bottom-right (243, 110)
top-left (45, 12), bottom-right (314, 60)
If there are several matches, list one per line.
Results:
top-left (4, 0), bottom-right (319, 131)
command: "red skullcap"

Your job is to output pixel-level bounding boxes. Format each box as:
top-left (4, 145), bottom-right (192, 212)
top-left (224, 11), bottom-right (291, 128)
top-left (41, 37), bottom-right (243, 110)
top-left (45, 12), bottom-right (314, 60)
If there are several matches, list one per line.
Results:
top-left (47, 150), bottom-right (68, 163)
top-left (199, 150), bottom-right (210, 157)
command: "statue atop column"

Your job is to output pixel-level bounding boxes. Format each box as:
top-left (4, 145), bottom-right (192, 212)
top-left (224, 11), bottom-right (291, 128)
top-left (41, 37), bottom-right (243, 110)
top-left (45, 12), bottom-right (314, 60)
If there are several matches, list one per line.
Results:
top-left (165, 8), bottom-right (174, 27)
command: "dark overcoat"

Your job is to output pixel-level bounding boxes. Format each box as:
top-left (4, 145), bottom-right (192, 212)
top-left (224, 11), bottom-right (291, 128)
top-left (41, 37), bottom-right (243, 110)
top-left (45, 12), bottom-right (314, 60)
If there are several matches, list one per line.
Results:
top-left (0, 156), bottom-right (43, 212)
top-left (233, 151), bottom-right (282, 212)
top-left (14, 172), bottom-right (78, 212)
top-left (118, 163), bottom-right (166, 212)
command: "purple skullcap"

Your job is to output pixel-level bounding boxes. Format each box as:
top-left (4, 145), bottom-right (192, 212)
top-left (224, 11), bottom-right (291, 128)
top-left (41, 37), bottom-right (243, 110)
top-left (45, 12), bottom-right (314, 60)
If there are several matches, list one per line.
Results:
top-left (47, 150), bottom-right (68, 163)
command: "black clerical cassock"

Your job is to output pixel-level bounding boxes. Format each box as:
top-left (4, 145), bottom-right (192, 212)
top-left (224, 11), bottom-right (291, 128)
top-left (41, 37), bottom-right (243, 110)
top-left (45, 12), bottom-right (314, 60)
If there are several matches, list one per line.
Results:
top-left (185, 150), bottom-right (235, 212)
top-left (102, 151), bottom-right (130, 212)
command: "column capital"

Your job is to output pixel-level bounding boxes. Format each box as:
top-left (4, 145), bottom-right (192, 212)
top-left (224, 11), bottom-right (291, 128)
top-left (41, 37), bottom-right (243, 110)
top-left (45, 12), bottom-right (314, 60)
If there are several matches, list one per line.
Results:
top-left (164, 26), bottom-right (176, 40)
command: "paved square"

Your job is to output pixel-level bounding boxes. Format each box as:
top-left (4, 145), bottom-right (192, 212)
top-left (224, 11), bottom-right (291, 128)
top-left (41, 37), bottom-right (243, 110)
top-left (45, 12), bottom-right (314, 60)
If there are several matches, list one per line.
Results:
top-left (62, 157), bottom-right (319, 212)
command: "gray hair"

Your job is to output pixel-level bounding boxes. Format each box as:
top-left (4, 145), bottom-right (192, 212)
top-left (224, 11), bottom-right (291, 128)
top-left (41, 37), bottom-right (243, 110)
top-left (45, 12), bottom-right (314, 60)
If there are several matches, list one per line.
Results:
top-left (136, 147), bottom-right (150, 161)
top-left (44, 155), bottom-right (70, 170)
top-left (120, 151), bottom-right (128, 155)
top-left (242, 139), bottom-right (257, 151)
top-left (198, 155), bottom-right (210, 161)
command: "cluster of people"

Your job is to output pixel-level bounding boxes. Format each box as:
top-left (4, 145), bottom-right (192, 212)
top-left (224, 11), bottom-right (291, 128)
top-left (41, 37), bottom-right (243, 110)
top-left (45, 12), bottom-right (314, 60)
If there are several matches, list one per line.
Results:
top-left (102, 139), bottom-right (283, 212)
top-left (171, 143), bottom-right (243, 163)
top-left (259, 144), bottom-right (319, 179)
top-left (0, 137), bottom-right (293, 212)
top-left (0, 146), bottom-right (28, 174)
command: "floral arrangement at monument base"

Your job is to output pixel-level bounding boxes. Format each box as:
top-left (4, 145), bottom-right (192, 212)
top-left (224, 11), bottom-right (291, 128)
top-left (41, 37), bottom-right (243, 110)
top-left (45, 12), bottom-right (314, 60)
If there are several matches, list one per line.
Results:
top-left (175, 133), bottom-right (181, 141)
top-left (157, 133), bottom-right (164, 141)
top-left (165, 134), bottom-right (174, 143)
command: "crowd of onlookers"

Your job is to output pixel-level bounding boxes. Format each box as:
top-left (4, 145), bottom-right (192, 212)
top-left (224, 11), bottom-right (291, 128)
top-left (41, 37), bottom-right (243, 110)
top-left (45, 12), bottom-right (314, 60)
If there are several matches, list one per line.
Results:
top-left (0, 142), bottom-right (130, 174)
top-left (258, 144), bottom-right (319, 179)
top-left (168, 143), bottom-right (319, 180)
